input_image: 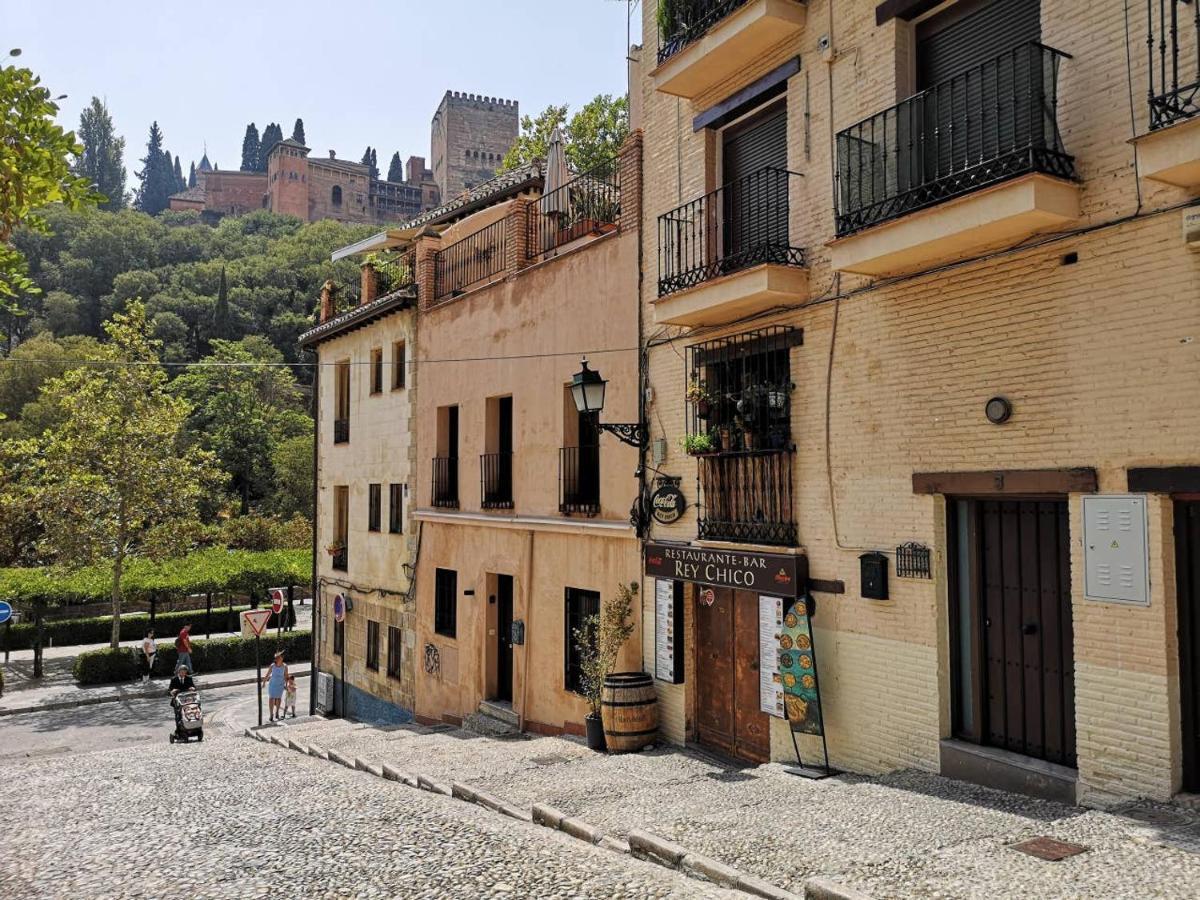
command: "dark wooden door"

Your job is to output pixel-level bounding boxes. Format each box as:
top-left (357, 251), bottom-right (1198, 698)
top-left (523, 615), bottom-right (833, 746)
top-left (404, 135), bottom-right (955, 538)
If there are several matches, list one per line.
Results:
top-left (1177, 501), bottom-right (1200, 791)
top-left (695, 588), bottom-right (771, 763)
top-left (977, 499), bottom-right (1075, 766)
top-left (496, 575), bottom-right (514, 703)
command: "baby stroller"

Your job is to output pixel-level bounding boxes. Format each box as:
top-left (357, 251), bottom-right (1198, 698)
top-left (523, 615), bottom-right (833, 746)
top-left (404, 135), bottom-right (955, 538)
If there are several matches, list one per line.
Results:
top-left (169, 689), bottom-right (204, 743)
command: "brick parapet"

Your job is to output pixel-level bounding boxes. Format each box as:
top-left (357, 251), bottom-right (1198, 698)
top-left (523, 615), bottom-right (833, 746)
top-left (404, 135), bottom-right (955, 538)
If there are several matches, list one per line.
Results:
top-left (508, 197), bottom-right (533, 273)
top-left (617, 129), bottom-right (644, 235)
top-left (361, 264), bottom-right (378, 306)
top-left (414, 234), bottom-right (442, 312)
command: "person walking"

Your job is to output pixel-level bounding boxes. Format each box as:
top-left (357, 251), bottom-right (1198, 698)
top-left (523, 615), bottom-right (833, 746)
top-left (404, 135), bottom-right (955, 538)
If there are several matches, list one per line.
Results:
top-left (263, 651), bottom-right (289, 722)
top-left (175, 624), bottom-right (194, 675)
top-left (141, 630), bottom-right (157, 683)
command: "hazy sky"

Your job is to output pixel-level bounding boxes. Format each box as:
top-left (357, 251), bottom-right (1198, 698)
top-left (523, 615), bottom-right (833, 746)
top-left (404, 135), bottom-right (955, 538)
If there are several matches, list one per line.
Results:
top-left (4, 0), bottom-right (636, 180)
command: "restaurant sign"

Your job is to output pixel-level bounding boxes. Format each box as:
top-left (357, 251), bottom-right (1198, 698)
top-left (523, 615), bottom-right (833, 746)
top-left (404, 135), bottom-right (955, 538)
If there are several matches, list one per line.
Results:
top-left (644, 542), bottom-right (807, 597)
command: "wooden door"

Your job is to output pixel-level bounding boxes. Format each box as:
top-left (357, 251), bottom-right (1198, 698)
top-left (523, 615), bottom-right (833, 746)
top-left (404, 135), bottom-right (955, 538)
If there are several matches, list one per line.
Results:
top-left (732, 589), bottom-right (771, 762)
top-left (496, 575), bottom-right (514, 703)
top-left (1177, 501), bottom-right (1200, 791)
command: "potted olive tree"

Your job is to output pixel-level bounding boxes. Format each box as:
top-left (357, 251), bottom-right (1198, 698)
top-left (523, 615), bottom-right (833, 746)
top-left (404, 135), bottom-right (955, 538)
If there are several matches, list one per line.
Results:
top-left (574, 581), bottom-right (638, 751)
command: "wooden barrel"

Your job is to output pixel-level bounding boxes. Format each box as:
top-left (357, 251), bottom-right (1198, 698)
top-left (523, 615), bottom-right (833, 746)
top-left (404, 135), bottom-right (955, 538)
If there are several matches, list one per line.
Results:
top-left (600, 671), bottom-right (658, 753)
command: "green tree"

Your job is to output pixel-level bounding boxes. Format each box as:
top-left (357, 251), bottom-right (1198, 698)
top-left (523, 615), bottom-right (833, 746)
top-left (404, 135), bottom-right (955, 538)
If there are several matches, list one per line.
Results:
top-left (0, 50), bottom-right (101, 309)
top-left (25, 301), bottom-right (218, 646)
top-left (270, 433), bottom-right (314, 519)
top-left (291, 118), bottom-right (305, 145)
top-left (240, 123), bottom-right (260, 171)
top-left (361, 146), bottom-right (378, 179)
top-left (499, 95), bottom-right (629, 174)
top-left (211, 265), bottom-right (231, 340)
top-left (73, 97), bottom-right (127, 211)
top-left (499, 103), bottom-right (567, 173)
top-left (133, 122), bottom-right (173, 215)
top-left (173, 154), bottom-right (185, 193)
top-left (386, 151), bottom-right (403, 183)
top-left (259, 123), bottom-right (283, 171)
top-left (187, 160), bottom-right (196, 188)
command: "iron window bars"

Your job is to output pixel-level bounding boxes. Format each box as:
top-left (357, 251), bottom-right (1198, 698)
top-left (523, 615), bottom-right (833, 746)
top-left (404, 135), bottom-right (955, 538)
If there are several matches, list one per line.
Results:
top-left (559, 444), bottom-right (601, 517)
top-left (481, 452), bottom-right (514, 509)
top-left (431, 456), bottom-right (459, 509)
top-left (835, 42), bottom-right (1074, 237)
top-left (366, 620), bottom-right (380, 671)
top-left (526, 157), bottom-right (622, 260)
top-left (1148, 0), bottom-right (1200, 129)
top-left (657, 0), bottom-right (752, 65)
top-left (386, 625), bottom-right (402, 678)
top-left (658, 166), bottom-right (805, 298)
top-left (896, 542), bottom-right (932, 579)
top-left (434, 219), bottom-right (507, 301)
top-left (686, 325), bottom-right (800, 547)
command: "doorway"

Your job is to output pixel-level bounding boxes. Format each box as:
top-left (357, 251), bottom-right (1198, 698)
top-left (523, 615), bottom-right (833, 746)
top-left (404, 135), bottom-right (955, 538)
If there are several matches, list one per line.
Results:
top-left (949, 498), bottom-right (1075, 767)
top-left (495, 575), bottom-right (514, 703)
top-left (694, 587), bottom-right (771, 763)
top-left (1176, 500), bottom-right (1200, 791)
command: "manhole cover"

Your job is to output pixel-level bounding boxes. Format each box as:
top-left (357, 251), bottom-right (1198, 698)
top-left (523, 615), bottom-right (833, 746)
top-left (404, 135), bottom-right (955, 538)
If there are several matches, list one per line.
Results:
top-left (1010, 836), bottom-right (1089, 861)
top-left (1120, 805), bottom-right (1194, 828)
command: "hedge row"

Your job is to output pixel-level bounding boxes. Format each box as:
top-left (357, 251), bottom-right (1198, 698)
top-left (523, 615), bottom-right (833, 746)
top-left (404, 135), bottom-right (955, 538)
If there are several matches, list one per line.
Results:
top-left (0, 548), bottom-right (312, 607)
top-left (73, 630), bottom-right (312, 685)
top-left (3, 602), bottom-right (298, 652)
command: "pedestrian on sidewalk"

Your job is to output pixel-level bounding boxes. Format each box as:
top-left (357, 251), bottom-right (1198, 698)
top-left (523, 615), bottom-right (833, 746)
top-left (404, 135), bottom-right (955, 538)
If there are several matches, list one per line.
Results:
top-left (141, 630), bottom-right (157, 683)
top-left (175, 624), bottom-right (194, 675)
top-left (263, 651), bottom-right (288, 721)
top-left (283, 674), bottom-right (297, 718)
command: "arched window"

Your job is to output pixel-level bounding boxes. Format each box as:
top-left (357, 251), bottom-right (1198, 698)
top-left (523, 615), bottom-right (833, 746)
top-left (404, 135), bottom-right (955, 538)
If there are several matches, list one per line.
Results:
top-left (332, 185), bottom-right (342, 206)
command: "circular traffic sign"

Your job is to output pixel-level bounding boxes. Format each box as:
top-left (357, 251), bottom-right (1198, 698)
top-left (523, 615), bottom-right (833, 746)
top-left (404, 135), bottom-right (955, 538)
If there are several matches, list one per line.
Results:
top-left (270, 588), bottom-right (284, 615)
top-left (0, 600), bottom-right (11, 624)
top-left (333, 593), bottom-right (346, 623)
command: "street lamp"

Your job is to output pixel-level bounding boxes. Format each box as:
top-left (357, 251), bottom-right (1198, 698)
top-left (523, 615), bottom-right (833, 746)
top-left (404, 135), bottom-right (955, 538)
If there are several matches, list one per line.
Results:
top-left (570, 357), bottom-right (646, 449)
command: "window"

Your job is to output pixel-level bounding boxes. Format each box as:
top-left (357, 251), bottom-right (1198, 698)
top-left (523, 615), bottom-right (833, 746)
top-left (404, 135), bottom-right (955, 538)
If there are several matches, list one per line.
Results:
top-left (368, 483), bottom-right (381, 532)
top-left (389, 483), bottom-right (403, 534)
top-left (334, 360), bottom-right (350, 444)
top-left (392, 341), bottom-right (406, 389)
top-left (370, 348), bottom-right (383, 394)
top-left (434, 568), bottom-right (458, 638)
top-left (333, 618), bottom-right (345, 655)
top-left (564, 587), bottom-right (600, 694)
top-left (387, 625), bottom-right (402, 678)
top-left (366, 620), bottom-right (380, 671)
top-left (332, 185), bottom-right (342, 206)
top-left (332, 486), bottom-right (349, 570)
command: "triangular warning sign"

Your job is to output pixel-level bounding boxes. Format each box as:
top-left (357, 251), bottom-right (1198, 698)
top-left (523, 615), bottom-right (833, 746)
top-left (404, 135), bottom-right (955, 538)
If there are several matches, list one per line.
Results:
top-left (242, 608), bottom-right (272, 637)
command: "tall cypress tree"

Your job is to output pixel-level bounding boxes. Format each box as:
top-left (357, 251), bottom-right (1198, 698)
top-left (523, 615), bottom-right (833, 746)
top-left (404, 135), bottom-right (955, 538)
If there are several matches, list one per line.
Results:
top-left (240, 123), bottom-right (260, 171)
top-left (291, 118), bottom-right (305, 145)
top-left (386, 151), bottom-right (403, 183)
top-left (259, 123), bottom-right (283, 171)
top-left (73, 97), bottom-right (127, 211)
top-left (134, 121), bottom-right (172, 215)
top-left (361, 146), bottom-right (379, 179)
top-left (173, 154), bottom-right (185, 192)
top-left (212, 266), bottom-right (231, 340)
top-left (187, 160), bottom-right (197, 188)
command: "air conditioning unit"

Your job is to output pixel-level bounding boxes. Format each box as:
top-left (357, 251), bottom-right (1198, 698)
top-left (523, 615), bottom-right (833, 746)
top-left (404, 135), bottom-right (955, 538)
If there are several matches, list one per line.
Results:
top-left (316, 672), bottom-right (335, 715)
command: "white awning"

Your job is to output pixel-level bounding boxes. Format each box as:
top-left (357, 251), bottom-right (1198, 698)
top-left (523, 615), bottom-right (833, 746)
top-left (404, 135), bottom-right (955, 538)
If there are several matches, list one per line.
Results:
top-left (330, 229), bottom-right (415, 261)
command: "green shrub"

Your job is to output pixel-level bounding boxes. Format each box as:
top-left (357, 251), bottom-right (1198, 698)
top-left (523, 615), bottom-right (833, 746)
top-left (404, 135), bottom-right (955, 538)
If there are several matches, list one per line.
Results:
top-left (73, 630), bottom-right (312, 685)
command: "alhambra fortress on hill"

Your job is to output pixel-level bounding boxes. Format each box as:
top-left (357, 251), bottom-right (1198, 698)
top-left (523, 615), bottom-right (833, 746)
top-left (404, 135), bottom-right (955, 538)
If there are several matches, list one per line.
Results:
top-left (169, 91), bottom-right (519, 225)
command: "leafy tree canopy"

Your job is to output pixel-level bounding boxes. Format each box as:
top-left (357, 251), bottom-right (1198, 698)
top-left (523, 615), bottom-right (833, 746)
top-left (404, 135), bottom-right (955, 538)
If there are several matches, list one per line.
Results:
top-left (499, 94), bottom-right (629, 175)
top-left (73, 97), bottom-right (127, 212)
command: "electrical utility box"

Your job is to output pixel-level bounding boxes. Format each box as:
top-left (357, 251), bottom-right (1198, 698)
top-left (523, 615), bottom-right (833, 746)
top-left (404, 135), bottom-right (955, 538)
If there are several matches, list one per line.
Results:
top-left (1082, 495), bottom-right (1150, 606)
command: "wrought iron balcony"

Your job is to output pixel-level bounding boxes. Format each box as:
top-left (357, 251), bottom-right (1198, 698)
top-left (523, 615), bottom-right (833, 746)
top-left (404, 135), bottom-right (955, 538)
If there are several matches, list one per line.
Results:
top-left (835, 42), bottom-right (1074, 237)
top-left (526, 158), bottom-right (622, 259)
top-left (331, 546), bottom-right (348, 572)
top-left (432, 456), bottom-right (459, 509)
top-left (373, 250), bottom-right (416, 298)
top-left (1148, 0), bottom-right (1200, 129)
top-left (658, 167), bottom-right (805, 298)
top-left (333, 418), bottom-right (349, 444)
top-left (481, 452), bottom-right (513, 510)
top-left (657, 0), bottom-right (752, 64)
top-left (697, 450), bottom-right (796, 546)
top-left (433, 220), bottom-right (507, 301)
top-left (559, 445), bottom-right (600, 517)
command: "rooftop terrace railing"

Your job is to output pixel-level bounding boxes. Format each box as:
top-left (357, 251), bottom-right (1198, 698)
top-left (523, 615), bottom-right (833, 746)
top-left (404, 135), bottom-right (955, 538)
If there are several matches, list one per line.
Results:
top-left (525, 159), bottom-right (622, 260)
top-left (433, 219), bottom-right (507, 301)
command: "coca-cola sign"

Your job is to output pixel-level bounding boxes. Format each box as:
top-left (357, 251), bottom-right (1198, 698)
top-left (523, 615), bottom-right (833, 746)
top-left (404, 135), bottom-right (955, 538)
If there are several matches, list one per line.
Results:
top-left (644, 542), bottom-right (807, 596)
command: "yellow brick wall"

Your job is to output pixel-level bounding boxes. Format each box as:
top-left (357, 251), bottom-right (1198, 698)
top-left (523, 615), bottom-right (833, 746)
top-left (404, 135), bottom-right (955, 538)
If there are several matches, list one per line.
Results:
top-left (637, 0), bottom-right (1200, 800)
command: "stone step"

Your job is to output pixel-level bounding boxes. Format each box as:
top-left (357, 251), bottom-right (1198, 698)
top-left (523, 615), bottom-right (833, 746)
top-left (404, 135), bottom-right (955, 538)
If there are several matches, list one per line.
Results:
top-left (477, 699), bottom-right (518, 728)
top-left (463, 711), bottom-right (521, 738)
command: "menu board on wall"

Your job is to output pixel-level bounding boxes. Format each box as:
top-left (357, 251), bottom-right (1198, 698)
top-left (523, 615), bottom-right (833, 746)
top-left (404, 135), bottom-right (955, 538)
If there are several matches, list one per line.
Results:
top-left (654, 579), bottom-right (684, 685)
top-left (759, 594), bottom-right (785, 718)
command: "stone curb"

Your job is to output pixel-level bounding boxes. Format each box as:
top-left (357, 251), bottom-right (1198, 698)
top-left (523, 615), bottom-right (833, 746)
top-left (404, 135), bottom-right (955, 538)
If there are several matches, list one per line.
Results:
top-left (628, 828), bottom-right (804, 899)
top-left (0, 670), bottom-right (310, 718)
top-left (381, 763), bottom-right (418, 787)
top-left (628, 830), bottom-right (688, 867)
top-left (803, 877), bottom-right (874, 900)
top-left (327, 748), bottom-right (356, 769)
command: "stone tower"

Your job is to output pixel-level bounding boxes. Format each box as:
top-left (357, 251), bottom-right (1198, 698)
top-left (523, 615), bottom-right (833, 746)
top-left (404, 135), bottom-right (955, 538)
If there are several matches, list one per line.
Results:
top-left (267, 138), bottom-right (311, 220)
top-left (431, 91), bottom-right (519, 199)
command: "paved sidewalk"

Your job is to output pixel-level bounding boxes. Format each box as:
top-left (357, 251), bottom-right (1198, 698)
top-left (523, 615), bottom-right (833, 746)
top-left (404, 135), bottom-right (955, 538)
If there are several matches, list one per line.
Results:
top-left (269, 717), bottom-right (1200, 899)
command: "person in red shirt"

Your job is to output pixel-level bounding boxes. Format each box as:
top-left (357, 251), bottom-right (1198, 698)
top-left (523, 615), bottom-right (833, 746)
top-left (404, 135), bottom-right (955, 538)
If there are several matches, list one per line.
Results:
top-left (175, 624), bottom-right (194, 674)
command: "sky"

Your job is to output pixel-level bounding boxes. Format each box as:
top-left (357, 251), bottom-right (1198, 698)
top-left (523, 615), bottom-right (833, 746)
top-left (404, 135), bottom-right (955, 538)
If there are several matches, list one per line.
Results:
top-left (3, 0), bottom-right (637, 180)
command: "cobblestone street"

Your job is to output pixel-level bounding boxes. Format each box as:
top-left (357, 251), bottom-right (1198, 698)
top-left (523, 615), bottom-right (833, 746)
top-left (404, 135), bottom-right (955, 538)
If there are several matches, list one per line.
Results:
top-left (0, 730), bottom-right (736, 900)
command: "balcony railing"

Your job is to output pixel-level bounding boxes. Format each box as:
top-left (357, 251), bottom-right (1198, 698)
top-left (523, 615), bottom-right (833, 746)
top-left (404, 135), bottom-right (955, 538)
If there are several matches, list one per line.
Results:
top-left (526, 159), bottom-right (622, 260)
top-left (559, 445), bottom-right (600, 516)
top-left (698, 450), bottom-right (796, 546)
top-left (658, 167), bottom-right (804, 298)
top-left (333, 418), bottom-right (349, 444)
top-left (1148, 0), bottom-right (1200, 129)
top-left (432, 456), bottom-right (459, 509)
top-left (481, 452), bottom-right (513, 509)
top-left (835, 42), bottom-right (1074, 237)
top-left (434, 219), bottom-right (507, 301)
top-left (373, 250), bottom-right (416, 298)
top-left (657, 0), bottom-right (752, 64)
top-left (331, 546), bottom-right (348, 572)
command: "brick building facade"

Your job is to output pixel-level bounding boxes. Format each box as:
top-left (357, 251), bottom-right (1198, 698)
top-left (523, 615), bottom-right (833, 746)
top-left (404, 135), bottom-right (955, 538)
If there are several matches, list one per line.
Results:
top-left (431, 91), bottom-right (520, 199)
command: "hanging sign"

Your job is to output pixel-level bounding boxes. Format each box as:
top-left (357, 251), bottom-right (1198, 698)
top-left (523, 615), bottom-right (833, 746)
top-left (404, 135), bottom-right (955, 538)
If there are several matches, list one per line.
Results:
top-left (650, 483), bottom-right (687, 524)
top-left (759, 595), bottom-right (785, 718)
top-left (778, 596), bottom-right (824, 736)
top-left (654, 580), bottom-right (684, 684)
top-left (644, 542), bottom-right (807, 596)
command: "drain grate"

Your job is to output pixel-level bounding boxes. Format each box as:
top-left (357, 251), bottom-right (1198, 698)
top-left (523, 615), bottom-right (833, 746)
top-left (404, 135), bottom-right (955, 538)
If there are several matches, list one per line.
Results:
top-left (1010, 836), bottom-right (1089, 861)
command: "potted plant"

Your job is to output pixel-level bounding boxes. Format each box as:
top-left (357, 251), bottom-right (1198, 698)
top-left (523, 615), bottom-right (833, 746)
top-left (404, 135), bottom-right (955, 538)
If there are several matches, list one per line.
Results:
top-left (679, 432), bottom-right (714, 456)
top-left (686, 379), bottom-right (713, 419)
top-left (574, 582), bottom-right (639, 752)
top-left (324, 540), bottom-right (345, 557)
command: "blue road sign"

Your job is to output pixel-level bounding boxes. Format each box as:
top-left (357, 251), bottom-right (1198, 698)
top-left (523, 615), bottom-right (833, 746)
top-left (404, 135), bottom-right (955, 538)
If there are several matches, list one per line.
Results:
top-left (0, 601), bottom-right (12, 624)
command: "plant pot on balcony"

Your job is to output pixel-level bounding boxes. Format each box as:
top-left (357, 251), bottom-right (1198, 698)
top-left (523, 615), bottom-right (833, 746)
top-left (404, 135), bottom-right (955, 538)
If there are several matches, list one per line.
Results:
top-left (584, 712), bottom-right (606, 752)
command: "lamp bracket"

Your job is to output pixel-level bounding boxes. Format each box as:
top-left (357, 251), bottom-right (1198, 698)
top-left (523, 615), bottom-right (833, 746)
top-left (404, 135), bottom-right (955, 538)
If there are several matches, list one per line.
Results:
top-left (599, 422), bottom-right (647, 449)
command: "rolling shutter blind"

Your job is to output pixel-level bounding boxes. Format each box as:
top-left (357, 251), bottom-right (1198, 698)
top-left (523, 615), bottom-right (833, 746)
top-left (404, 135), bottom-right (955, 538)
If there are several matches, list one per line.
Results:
top-left (721, 103), bottom-right (788, 258)
top-left (916, 0), bottom-right (1041, 90)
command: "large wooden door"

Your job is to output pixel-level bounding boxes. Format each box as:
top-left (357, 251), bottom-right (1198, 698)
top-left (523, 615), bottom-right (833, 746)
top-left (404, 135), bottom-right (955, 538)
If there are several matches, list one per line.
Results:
top-left (1177, 501), bottom-right (1200, 791)
top-left (695, 588), bottom-right (771, 763)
